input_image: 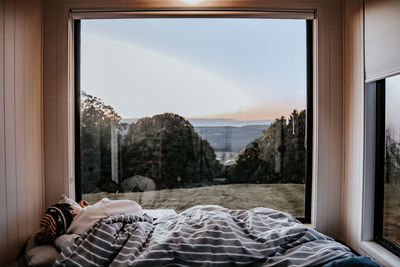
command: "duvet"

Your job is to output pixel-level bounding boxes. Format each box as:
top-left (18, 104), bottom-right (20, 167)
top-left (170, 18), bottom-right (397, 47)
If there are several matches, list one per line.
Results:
top-left (55, 205), bottom-right (354, 266)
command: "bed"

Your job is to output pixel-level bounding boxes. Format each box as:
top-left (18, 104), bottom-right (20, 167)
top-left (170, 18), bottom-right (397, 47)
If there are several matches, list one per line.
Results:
top-left (22, 204), bottom-right (379, 267)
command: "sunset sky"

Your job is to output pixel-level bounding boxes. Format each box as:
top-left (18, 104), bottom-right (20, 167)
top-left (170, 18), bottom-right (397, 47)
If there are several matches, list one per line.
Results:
top-left (81, 18), bottom-right (306, 120)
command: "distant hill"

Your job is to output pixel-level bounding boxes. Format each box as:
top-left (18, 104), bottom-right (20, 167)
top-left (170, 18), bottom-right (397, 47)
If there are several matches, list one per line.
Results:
top-left (188, 118), bottom-right (272, 127)
top-left (194, 124), bottom-right (270, 153)
top-left (120, 117), bottom-right (271, 153)
top-left (120, 113), bottom-right (222, 188)
top-left (121, 117), bottom-right (272, 127)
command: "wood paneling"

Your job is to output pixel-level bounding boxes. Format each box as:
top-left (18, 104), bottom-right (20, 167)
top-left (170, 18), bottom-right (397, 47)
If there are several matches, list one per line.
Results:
top-left (327, 0), bottom-right (343, 238)
top-left (342, 0), bottom-right (364, 252)
top-left (0, 0), bottom-right (44, 265)
top-left (0, 0), bottom-right (6, 263)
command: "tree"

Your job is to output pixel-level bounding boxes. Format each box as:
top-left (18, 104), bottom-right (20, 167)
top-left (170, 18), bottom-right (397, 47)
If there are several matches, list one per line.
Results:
top-left (120, 113), bottom-right (222, 189)
top-left (385, 128), bottom-right (400, 185)
top-left (80, 91), bottom-right (308, 193)
top-left (80, 91), bottom-right (121, 193)
top-left (228, 109), bottom-right (306, 184)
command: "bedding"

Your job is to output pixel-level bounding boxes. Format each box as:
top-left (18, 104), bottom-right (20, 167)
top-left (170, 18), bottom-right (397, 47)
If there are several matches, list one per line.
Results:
top-left (55, 205), bottom-right (356, 266)
top-left (67, 198), bottom-right (143, 236)
top-left (54, 234), bottom-right (81, 252)
top-left (323, 256), bottom-right (379, 267)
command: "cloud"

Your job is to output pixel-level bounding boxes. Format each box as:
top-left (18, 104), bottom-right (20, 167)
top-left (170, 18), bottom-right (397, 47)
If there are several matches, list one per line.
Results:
top-left (81, 33), bottom-right (256, 119)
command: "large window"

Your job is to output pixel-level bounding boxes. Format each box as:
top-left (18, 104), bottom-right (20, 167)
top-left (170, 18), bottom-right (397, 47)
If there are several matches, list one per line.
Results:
top-left (374, 74), bottom-right (400, 256)
top-left (75, 17), bottom-right (313, 221)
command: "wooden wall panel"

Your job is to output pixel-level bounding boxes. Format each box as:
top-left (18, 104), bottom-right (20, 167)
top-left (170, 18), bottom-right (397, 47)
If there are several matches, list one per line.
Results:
top-left (0, 0), bottom-right (44, 265)
top-left (15, 0), bottom-right (28, 245)
top-left (27, 0), bottom-right (45, 238)
top-left (0, 0), bottom-right (6, 263)
top-left (327, 0), bottom-right (343, 238)
top-left (4, 1), bottom-right (19, 260)
top-left (342, 0), bottom-right (364, 251)
top-left (43, 0), bottom-right (60, 207)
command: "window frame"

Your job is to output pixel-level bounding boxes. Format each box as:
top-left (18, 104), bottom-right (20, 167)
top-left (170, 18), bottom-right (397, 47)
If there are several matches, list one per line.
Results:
top-left (373, 77), bottom-right (400, 258)
top-left (73, 14), bottom-right (314, 223)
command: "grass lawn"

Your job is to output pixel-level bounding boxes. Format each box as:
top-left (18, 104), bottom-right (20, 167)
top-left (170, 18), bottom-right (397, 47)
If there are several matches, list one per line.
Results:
top-left (83, 183), bottom-right (305, 217)
top-left (383, 184), bottom-right (400, 247)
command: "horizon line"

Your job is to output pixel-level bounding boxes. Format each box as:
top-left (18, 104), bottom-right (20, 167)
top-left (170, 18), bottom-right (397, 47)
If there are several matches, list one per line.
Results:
top-left (120, 116), bottom-right (275, 121)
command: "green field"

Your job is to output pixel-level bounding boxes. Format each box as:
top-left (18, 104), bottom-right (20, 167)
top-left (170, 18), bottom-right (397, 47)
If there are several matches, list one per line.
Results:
top-left (83, 183), bottom-right (305, 217)
top-left (383, 184), bottom-right (400, 247)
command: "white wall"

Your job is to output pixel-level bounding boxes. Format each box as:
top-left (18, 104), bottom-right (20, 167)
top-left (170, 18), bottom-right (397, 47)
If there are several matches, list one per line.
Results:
top-left (0, 0), bottom-right (44, 265)
top-left (342, 0), bottom-right (400, 265)
top-left (342, 0), bottom-right (364, 251)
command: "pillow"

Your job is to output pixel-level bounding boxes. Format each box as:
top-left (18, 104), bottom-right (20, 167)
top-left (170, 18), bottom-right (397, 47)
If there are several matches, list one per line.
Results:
top-left (25, 245), bottom-right (59, 267)
top-left (58, 194), bottom-right (82, 217)
top-left (34, 203), bottom-right (74, 245)
top-left (24, 232), bottom-right (59, 267)
top-left (67, 198), bottom-right (143, 235)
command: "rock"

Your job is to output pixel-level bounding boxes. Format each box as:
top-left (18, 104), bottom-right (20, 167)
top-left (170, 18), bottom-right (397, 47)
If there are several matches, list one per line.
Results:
top-left (120, 175), bottom-right (156, 192)
top-left (97, 180), bottom-right (119, 193)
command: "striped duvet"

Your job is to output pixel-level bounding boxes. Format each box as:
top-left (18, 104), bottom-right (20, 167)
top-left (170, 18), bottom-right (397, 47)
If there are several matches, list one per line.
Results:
top-left (55, 205), bottom-right (354, 266)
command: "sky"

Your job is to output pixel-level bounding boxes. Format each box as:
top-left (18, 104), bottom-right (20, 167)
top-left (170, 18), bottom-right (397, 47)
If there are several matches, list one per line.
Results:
top-left (81, 18), bottom-right (307, 120)
top-left (386, 75), bottom-right (400, 141)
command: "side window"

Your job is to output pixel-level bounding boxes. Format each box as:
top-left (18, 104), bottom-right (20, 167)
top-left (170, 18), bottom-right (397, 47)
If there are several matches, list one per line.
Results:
top-left (373, 74), bottom-right (400, 257)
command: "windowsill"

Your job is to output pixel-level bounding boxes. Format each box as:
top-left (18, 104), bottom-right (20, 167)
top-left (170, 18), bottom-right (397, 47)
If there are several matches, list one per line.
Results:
top-left (359, 241), bottom-right (400, 266)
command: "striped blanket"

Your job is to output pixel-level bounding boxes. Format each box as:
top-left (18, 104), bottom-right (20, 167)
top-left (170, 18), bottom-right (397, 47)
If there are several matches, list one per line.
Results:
top-left (55, 205), bottom-right (354, 266)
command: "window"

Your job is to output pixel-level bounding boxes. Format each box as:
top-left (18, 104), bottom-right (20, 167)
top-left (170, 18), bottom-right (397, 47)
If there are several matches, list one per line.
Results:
top-left (74, 17), bottom-right (313, 222)
top-left (373, 74), bottom-right (400, 257)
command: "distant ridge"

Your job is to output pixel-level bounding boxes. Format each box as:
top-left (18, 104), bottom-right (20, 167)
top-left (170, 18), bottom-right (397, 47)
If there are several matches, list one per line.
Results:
top-left (121, 117), bottom-right (273, 127)
top-left (188, 118), bottom-right (272, 127)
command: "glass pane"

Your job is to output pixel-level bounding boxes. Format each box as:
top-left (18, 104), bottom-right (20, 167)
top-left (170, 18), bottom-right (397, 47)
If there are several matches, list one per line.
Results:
top-left (384, 74), bottom-right (400, 247)
top-left (79, 18), bottom-right (308, 217)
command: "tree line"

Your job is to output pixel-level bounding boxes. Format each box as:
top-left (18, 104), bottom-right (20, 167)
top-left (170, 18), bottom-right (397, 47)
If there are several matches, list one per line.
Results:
top-left (385, 128), bottom-right (400, 186)
top-left (80, 92), bottom-right (307, 193)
